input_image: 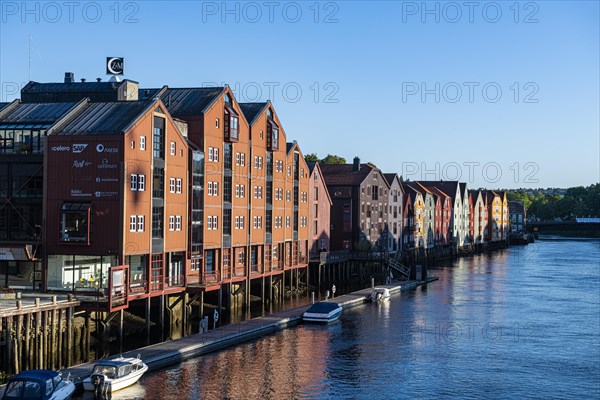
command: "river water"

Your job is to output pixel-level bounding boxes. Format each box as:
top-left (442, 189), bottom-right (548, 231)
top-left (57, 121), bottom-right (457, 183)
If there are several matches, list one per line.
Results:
top-left (98, 237), bottom-right (600, 399)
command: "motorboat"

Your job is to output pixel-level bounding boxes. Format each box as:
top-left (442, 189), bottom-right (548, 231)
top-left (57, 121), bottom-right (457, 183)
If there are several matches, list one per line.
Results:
top-left (82, 355), bottom-right (148, 394)
top-left (1, 369), bottom-right (75, 400)
top-left (303, 301), bottom-right (342, 323)
top-left (370, 287), bottom-right (391, 303)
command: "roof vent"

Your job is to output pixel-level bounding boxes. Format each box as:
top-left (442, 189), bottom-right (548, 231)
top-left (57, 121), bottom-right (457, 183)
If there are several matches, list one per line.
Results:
top-left (81, 78), bottom-right (86, 83)
top-left (96, 78), bottom-right (102, 82)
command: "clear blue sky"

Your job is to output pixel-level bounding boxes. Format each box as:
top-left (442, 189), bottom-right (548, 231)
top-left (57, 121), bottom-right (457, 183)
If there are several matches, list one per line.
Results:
top-left (1, 1), bottom-right (598, 189)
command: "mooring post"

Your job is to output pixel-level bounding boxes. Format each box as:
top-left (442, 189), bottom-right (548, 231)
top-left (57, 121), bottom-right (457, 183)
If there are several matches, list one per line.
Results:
top-left (118, 309), bottom-right (124, 354)
top-left (371, 277), bottom-right (375, 289)
top-left (146, 297), bottom-right (151, 345)
top-left (311, 292), bottom-right (315, 304)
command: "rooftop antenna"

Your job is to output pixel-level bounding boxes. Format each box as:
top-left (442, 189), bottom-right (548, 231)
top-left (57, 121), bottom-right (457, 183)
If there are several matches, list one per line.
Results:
top-left (28, 34), bottom-right (31, 81)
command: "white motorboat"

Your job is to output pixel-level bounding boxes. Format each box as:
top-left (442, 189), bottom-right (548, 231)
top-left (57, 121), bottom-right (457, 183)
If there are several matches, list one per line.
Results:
top-left (1, 369), bottom-right (75, 400)
top-left (82, 355), bottom-right (147, 394)
top-left (303, 302), bottom-right (343, 323)
top-left (370, 287), bottom-right (391, 303)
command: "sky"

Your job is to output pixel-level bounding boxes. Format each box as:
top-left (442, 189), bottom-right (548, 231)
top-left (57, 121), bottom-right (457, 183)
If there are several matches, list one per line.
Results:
top-left (1, 0), bottom-right (598, 189)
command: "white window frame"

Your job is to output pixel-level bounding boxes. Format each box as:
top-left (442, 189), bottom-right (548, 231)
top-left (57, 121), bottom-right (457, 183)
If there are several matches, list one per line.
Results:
top-left (130, 216), bottom-right (136, 232)
top-left (176, 178), bottom-right (182, 194)
top-left (170, 141), bottom-right (176, 156)
top-left (170, 178), bottom-right (176, 193)
top-left (169, 216), bottom-right (175, 231)
top-left (138, 174), bottom-right (145, 191)
top-left (176, 215), bottom-right (181, 231)
top-left (208, 147), bottom-right (214, 162)
top-left (137, 215), bottom-right (144, 232)
top-left (140, 136), bottom-right (146, 150)
top-left (130, 174), bottom-right (138, 191)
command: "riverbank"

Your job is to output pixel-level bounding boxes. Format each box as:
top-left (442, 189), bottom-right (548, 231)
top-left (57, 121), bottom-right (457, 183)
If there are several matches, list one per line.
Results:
top-left (0, 277), bottom-right (436, 396)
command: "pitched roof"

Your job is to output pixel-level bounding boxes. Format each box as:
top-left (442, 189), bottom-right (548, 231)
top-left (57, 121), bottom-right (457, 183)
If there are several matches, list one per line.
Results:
top-left (383, 173), bottom-right (398, 186)
top-left (52, 101), bottom-right (153, 136)
top-left (321, 163), bottom-right (376, 186)
top-left (417, 181), bottom-right (460, 199)
top-left (402, 182), bottom-right (423, 199)
top-left (0, 102), bottom-right (10, 112)
top-left (238, 102), bottom-right (268, 125)
top-left (159, 87), bottom-right (225, 116)
top-left (0, 101), bottom-right (79, 128)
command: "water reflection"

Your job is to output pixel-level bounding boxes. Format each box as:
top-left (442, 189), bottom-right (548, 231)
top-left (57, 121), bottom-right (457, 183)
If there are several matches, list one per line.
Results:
top-left (93, 239), bottom-right (600, 399)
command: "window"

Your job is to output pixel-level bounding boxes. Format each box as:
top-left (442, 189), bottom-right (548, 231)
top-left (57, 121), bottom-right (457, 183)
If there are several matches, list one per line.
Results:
top-left (301, 192), bottom-right (307, 202)
top-left (235, 152), bottom-right (245, 166)
top-left (169, 216), bottom-right (175, 231)
top-left (301, 216), bottom-right (307, 227)
top-left (276, 160), bottom-right (283, 172)
top-left (315, 187), bottom-right (319, 201)
top-left (286, 190), bottom-right (291, 202)
top-left (170, 178), bottom-right (176, 193)
top-left (286, 216), bottom-right (290, 228)
top-left (137, 215), bottom-right (144, 231)
top-left (216, 118), bottom-right (220, 128)
top-left (152, 207), bottom-right (163, 238)
top-left (131, 174), bottom-right (138, 191)
top-left (275, 216), bottom-right (282, 228)
top-left (60, 203), bottom-right (91, 244)
top-left (238, 250), bottom-right (245, 265)
top-left (153, 117), bottom-right (165, 158)
top-left (253, 216), bottom-right (262, 229)
top-left (140, 136), bottom-right (146, 150)
top-left (235, 184), bottom-right (245, 198)
top-left (130, 216), bottom-right (137, 232)
top-left (235, 216), bottom-right (245, 229)
top-left (176, 178), bottom-right (182, 194)
top-left (267, 117), bottom-right (279, 150)
top-left (301, 168), bottom-right (305, 178)
top-left (170, 141), bottom-right (176, 156)
top-left (138, 175), bottom-right (145, 191)
top-left (214, 148), bottom-right (219, 161)
top-left (213, 182), bottom-right (219, 196)
top-left (287, 166), bottom-right (291, 176)
top-left (207, 216), bottom-right (213, 230)
top-left (208, 147), bottom-right (214, 161)
top-left (176, 216), bottom-right (181, 231)
top-left (372, 185), bottom-right (379, 200)
top-left (131, 140), bottom-right (135, 149)
top-left (254, 156), bottom-right (263, 169)
top-left (254, 186), bottom-right (263, 199)
top-left (224, 105), bottom-right (239, 141)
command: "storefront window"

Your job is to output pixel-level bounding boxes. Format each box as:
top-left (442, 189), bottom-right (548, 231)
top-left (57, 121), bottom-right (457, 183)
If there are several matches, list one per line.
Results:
top-left (47, 255), bottom-right (116, 291)
top-left (59, 203), bottom-right (91, 244)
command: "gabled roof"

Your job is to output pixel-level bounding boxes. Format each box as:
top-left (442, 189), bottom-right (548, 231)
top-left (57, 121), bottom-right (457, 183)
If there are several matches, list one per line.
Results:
top-left (321, 163), bottom-right (377, 186)
top-left (0, 101), bottom-right (79, 128)
top-left (286, 142), bottom-right (296, 154)
top-left (459, 182), bottom-right (467, 195)
top-left (51, 100), bottom-right (154, 136)
top-left (0, 102), bottom-right (10, 112)
top-left (238, 102), bottom-right (268, 125)
top-left (307, 161), bottom-right (333, 206)
top-left (402, 182), bottom-right (423, 199)
top-left (428, 186), bottom-right (451, 201)
top-left (417, 181), bottom-right (461, 199)
top-left (158, 87), bottom-right (226, 116)
top-left (383, 173), bottom-right (403, 189)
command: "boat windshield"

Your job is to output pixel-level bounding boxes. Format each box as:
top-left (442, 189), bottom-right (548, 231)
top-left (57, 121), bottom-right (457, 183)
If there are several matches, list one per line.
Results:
top-left (4, 380), bottom-right (43, 399)
top-left (92, 365), bottom-right (118, 378)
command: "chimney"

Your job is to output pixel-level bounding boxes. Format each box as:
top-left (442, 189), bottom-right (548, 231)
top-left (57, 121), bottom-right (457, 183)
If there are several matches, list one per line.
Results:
top-left (64, 72), bottom-right (74, 83)
top-left (353, 156), bottom-right (360, 171)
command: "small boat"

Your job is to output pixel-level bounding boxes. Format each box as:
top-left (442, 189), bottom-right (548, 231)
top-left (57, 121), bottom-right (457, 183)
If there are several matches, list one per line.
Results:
top-left (370, 287), bottom-right (391, 303)
top-left (1, 369), bottom-right (75, 400)
top-left (303, 302), bottom-right (342, 323)
top-left (82, 355), bottom-right (148, 394)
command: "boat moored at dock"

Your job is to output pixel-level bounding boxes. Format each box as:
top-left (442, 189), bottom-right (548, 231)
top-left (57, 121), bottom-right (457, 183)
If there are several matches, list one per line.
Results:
top-left (370, 287), bottom-right (391, 303)
top-left (1, 370), bottom-right (75, 400)
top-left (82, 355), bottom-right (147, 394)
top-left (303, 302), bottom-right (343, 323)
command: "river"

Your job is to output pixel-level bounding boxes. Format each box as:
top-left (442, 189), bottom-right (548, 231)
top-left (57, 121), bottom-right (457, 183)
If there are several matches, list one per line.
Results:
top-left (90, 237), bottom-right (600, 399)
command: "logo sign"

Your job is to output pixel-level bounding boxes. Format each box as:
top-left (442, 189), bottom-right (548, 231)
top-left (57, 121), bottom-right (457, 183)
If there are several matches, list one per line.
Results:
top-left (51, 145), bottom-right (70, 152)
top-left (97, 159), bottom-right (117, 169)
top-left (96, 144), bottom-right (119, 153)
top-left (72, 160), bottom-right (92, 168)
top-left (72, 144), bottom-right (88, 153)
top-left (106, 57), bottom-right (124, 75)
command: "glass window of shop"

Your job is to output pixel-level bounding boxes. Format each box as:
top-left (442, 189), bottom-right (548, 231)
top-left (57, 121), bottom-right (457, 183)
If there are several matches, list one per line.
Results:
top-left (126, 255), bottom-right (147, 284)
top-left (0, 129), bottom-right (46, 154)
top-left (47, 254), bottom-right (116, 291)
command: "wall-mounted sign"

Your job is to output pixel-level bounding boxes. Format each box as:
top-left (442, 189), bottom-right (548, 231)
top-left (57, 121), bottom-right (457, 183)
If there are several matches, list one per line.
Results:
top-left (106, 57), bottom-right (124, 75)
top-left (72, 144), bottom-right (88, 153)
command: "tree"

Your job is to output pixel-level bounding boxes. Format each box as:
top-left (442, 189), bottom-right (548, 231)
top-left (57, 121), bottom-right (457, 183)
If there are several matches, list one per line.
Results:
top-left (304, 153), bottom-right (319, 162)
top-left (320, 154), bottom-right (346, 164)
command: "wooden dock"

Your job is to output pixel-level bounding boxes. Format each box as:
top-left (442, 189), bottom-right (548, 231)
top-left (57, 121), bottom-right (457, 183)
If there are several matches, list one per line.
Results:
top-left (0, 278), bottom-right (436, 394)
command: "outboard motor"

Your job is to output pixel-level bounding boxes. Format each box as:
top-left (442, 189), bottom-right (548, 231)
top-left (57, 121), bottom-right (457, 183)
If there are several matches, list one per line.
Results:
top-left (92, 374), bottom-right (111, 400)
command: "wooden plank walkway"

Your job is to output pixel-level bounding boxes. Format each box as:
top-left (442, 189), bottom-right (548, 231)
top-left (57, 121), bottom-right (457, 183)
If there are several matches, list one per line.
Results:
top-left (0, 277), bottom-right (437, 394)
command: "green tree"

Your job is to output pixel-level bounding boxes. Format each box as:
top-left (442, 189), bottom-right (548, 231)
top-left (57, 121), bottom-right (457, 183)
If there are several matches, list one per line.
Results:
top-left (320, 154), bottom-right (346, 164)
top-left (304, 153), bottom-right (319, 163)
